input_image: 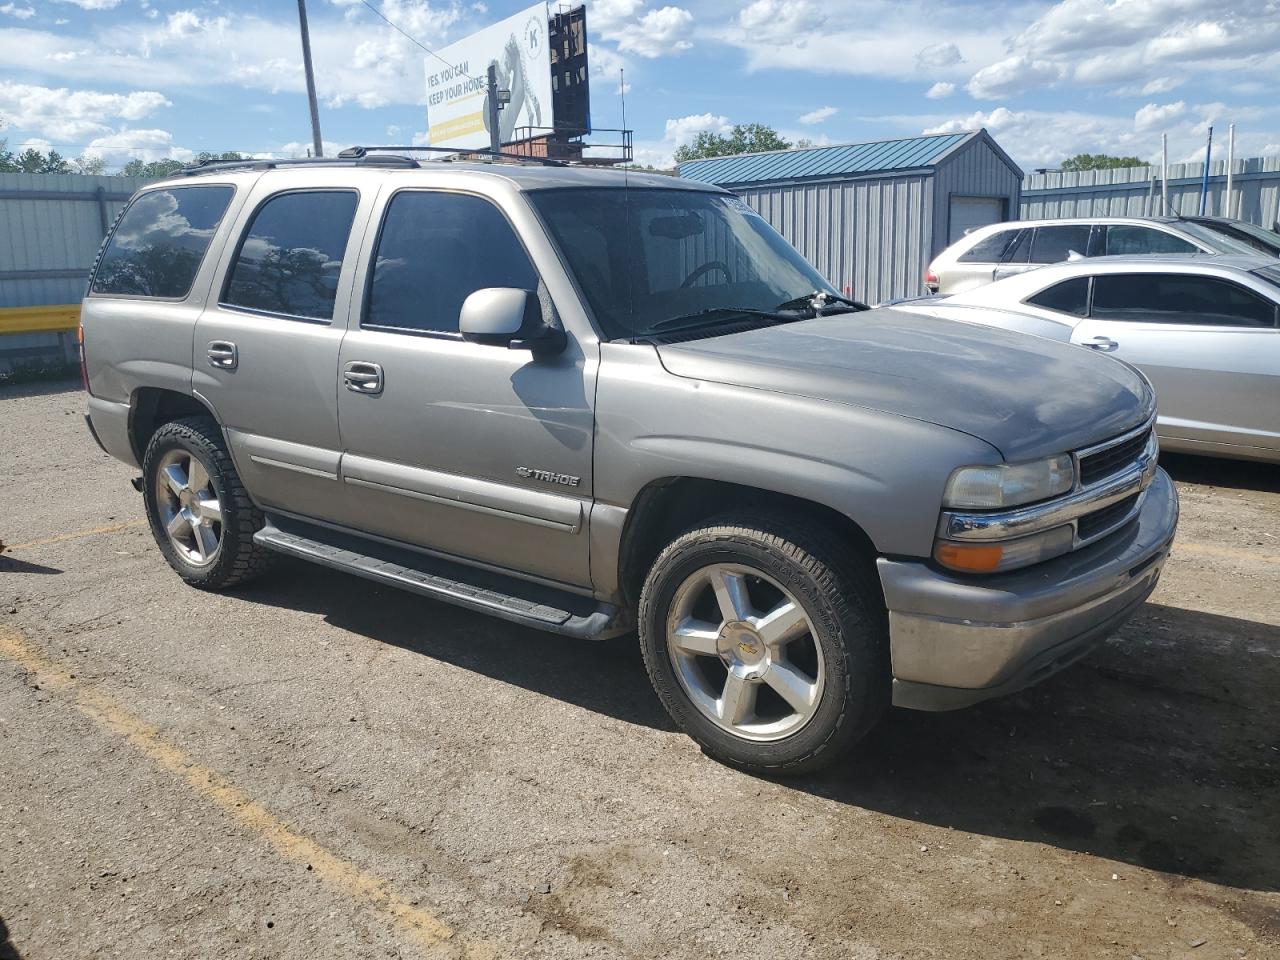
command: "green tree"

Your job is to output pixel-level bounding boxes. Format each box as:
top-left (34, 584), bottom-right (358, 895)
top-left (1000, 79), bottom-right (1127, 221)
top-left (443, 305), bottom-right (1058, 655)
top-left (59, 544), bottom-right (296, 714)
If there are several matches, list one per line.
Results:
top-left (121, 158), bottom-right (186, 178)
top-left (1059, 153), bottom-right (1147, 172)
top-left (73, 154), bottom-right (107, 175)
top-left (0, 139), bottom-right (15, 173)
top-left (673, 123), bottom-right (792, 164)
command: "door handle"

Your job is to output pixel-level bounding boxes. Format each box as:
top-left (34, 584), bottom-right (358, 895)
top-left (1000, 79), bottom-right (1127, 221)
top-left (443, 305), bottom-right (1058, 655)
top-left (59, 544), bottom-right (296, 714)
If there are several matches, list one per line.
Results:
top-left (1085, 336), bottom-right (1118, 351)
top-left (207, 340), bottom-right (238, 369)
top-left (343, 361), bottom-right (384, 395)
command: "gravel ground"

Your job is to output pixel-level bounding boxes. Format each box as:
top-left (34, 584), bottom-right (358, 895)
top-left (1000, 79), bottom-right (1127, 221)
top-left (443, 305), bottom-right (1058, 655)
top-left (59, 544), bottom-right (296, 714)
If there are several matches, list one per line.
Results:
top-left (1, 379), bottom-right (1278, 960)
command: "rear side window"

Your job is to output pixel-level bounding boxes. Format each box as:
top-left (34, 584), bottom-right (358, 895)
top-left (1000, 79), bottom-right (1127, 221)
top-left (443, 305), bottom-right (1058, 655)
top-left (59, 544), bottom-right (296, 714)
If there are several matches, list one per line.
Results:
top-left (223, 190), bottom-right (358, 321)
top-left (1029, 225), bottom-right (1091, 264)
top-left (1103, 225), bottom-right (1196, 255)
top-left (91, 186), bottom-right (233, 298)
top-left (365, 191), bottom-right (538, 334)
top-left (1002, 228), bottom-right (1032, 264)
top-left (958, 229), bottom-right (1017, 263)
top-left (1026, 276), bottom-right (1089, 317)
top-left (1092, 273), bottom-right (1276, 327)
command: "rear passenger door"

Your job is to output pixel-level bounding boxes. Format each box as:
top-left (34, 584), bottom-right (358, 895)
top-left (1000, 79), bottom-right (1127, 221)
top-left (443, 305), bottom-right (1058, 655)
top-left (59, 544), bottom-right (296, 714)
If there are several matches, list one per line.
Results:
top-left (1070, 272), bottom-right (1280, 452)
top-left (193, 172), bottom-right (373, 520)
top-left (333, 187), bottom-right (596, 588)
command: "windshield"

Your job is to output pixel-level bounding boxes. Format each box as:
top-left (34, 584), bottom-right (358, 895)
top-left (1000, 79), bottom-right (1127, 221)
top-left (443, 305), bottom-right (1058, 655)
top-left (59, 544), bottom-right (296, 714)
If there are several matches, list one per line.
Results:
top-left (528, 187), bottom-right (838, 339)
top-left (1176, 220), bottom-right (1259, 256)
top-left (1202, 219), bottom-right (1280, 254)
top-left (1252, 263), bottom-right (1280, 290)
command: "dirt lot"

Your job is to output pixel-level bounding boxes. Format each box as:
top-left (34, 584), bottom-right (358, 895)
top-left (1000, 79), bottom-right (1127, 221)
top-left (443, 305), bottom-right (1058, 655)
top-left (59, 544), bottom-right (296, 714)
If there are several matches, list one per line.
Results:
top-left (2, 379), bottom-right (1278, 960)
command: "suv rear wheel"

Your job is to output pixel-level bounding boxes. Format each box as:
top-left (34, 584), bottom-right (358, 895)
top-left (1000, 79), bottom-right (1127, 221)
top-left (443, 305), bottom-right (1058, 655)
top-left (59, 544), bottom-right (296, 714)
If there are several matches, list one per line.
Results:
top-left (142, 416), bottom-right (270, 590)
top-left (638, 515), bottom-right (888, 775)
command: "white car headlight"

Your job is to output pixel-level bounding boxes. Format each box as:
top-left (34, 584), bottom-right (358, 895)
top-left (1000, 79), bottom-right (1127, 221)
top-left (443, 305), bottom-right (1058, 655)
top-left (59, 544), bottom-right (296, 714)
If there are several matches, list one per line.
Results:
top-left (943, 454), bottom-right (1075, 510)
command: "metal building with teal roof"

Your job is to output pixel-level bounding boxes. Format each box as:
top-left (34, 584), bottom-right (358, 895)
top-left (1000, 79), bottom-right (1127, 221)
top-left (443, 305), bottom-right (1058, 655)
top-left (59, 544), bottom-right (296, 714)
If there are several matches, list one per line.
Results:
top-left (677, 129), bottom-right (1023, 303)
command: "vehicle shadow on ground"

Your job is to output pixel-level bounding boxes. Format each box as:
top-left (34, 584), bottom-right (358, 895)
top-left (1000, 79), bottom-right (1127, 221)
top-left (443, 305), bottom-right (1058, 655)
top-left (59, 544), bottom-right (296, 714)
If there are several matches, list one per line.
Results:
top-left (0, 917), bottom-right (22, 960)
top-left (1160, 452), bottom-right (1280, 493)
top-left (0, 555), bottom-right (62, 575)
top-left (242, 563), bottom-right (1279, 892)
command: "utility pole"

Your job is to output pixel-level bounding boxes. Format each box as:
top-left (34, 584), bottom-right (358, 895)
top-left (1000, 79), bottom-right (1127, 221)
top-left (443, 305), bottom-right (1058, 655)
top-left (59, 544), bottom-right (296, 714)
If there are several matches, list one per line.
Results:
top-left (296, 0), bottom-right (324, 158)
top-left (1161, 133), bottom-right (1169, 216)
top-left (1198, 125), bottom-right (1213, 216)
top-left (486, 64), bottom-right (503, 156)
top-left (1225, 122), bottom-right (1236, 219)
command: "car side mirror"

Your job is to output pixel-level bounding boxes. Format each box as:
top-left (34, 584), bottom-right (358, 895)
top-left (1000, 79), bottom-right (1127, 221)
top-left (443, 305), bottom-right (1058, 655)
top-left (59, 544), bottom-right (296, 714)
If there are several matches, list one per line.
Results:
top-left (459, 288), bottom-right (566, 354)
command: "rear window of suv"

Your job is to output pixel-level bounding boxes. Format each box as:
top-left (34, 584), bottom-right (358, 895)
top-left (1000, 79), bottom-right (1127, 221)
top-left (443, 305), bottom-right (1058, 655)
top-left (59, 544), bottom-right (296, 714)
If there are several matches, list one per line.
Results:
top-left (957, 229), bottom-right (1017, 263)
top-left (91, 185), bottom-right (234, 299)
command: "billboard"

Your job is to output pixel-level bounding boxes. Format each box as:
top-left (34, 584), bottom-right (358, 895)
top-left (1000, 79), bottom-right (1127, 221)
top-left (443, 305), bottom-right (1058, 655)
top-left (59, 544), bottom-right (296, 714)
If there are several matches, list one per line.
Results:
top-left (426, 2), bottom-right (552, 151)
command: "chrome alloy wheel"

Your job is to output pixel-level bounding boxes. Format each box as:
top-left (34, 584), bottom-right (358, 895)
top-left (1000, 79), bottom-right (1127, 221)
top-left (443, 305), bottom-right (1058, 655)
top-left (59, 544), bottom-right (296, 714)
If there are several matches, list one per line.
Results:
top-left (666, 563), bottom-right (825, 742)
top-left (154, 448), bottom-right (223, 567)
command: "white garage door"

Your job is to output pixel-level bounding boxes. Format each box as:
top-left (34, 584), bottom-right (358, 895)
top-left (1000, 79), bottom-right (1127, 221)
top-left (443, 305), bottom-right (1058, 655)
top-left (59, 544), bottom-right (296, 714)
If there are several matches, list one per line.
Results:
top-left (949, 196), bottom-right (1005, 244)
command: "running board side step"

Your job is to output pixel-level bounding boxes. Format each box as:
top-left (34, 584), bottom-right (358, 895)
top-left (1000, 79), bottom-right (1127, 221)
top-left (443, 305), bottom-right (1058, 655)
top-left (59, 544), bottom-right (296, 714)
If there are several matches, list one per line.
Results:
top-left (254, 516), bottom-right (628, 640)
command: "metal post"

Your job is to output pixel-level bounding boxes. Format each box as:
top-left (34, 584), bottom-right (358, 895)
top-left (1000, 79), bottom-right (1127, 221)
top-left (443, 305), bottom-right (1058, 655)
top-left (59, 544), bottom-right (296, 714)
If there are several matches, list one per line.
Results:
top-left (1161, 134), bottom-right (1169, 216)
top-left (296, 0), bottom-right (324, 158)
top-left (1198, 125), bottom-right (1213, 216)
top-left (1225, 123), bottom-right (1235, 219)
top-left (487, 64), bottom-right (502, 156)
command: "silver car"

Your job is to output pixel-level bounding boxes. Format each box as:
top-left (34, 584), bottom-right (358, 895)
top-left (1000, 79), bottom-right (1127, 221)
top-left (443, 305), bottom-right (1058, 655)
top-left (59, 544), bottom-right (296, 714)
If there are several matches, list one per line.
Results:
top-left (82, 153), bottom-right (1177, 774)
top-left (903, 255), bottom-right (1280, 463)
top-left (926, 216), bottom-right (1261, 294)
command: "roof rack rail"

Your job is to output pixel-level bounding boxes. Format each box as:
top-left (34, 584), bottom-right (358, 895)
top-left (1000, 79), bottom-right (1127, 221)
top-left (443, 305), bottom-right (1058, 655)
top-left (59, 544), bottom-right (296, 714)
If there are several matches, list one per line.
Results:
top-left (338, 145), bottom-right (568, 167)
top-left (178, 154), bottom-right (421, 176)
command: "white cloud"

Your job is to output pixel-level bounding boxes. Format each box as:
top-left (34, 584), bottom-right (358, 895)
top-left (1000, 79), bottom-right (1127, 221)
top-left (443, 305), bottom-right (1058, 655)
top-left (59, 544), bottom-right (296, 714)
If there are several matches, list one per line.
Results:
top-left (917, 41), bottom-right (961, 70)
top-left (613, 5), bottom-right (693, 58)
top-left (737, 0), bottom-right (825, 45)
top-left (54, 0), bottom-right (121, 9)
top-left (0, 3), bottom-right (36, 19)
top-left (967, 55), bottom-right (1064, 99)
top-left (798, 105), bottom-right (837, 125)
top-left (664, 112), bottom-right (731, 145)
top-left (0, 81), bottom-right (171, 141)
top-left (1134, 100), bottom-right (1187, 131)
top-left (926, 81), bottom-right (955, 100)
top-left (83, 128), bottom-right (193, 165)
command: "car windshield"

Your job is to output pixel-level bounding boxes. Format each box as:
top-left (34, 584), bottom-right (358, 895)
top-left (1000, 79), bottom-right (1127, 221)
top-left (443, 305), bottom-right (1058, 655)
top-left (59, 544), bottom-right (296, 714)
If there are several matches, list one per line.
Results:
top-left (1252, 263), bottom-right (1280, 290)
top-left (528, 187), bottom-right (839, 340)
top-left (1175, 220), bottom-right (1258, 255)
top-left (1200, 218), bottom-right (1280, 254)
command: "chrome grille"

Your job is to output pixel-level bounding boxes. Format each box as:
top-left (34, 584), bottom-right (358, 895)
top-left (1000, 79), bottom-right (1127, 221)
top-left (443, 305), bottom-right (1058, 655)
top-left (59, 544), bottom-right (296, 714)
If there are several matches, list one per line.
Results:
top-left (1077, 493), bottom-right (1140, 542)
top-left (1078, 428), bottom-right (1151, 487)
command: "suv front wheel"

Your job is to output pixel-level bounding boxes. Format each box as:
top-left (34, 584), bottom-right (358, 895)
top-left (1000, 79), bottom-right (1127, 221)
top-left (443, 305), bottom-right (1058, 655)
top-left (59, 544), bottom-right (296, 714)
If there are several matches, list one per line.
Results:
top-left (638, 515), bottom-right (888, 775)
top-left (142, 416), bottom-right (270, 590)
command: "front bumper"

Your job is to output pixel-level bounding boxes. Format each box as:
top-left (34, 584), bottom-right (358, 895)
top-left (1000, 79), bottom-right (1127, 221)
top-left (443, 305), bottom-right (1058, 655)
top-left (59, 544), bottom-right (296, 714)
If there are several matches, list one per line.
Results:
top-left (879, 467), bottom-right (1178, 711)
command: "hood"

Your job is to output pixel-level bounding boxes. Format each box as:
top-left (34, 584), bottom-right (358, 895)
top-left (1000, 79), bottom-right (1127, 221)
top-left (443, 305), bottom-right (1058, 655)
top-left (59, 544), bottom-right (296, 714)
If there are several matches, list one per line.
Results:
top-left (655, 307), bottom-right (1153, 461)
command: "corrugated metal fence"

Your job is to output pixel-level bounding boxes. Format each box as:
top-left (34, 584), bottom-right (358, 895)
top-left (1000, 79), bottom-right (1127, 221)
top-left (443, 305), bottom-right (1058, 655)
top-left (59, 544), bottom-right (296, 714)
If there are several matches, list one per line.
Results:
top-left (1021, 157), bottom-right (1280, 226)
top-left (0, 172), bottom-right (150, 375)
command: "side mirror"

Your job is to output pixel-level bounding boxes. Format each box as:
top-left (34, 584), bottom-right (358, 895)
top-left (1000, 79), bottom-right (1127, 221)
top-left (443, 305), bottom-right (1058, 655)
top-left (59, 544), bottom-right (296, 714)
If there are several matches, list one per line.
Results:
top-left (459, 288), bottom-right (565, 353)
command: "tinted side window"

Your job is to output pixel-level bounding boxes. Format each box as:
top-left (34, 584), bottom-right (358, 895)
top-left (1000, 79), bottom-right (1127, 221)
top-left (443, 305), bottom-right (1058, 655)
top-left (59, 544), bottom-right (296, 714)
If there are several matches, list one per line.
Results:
top-left (1092, 273), bottom-right (1276, 327)
top-left (365, 192), bottom-right (538, 333)
top-left (91, 186), bottom-right (233, 298)
top-left (958, 230), bottom-right (1016, 263)
top-left (223, 191), bottom-right (358, 321)
top-left (1029, 225), bottom-right (1091, 264)
top-left (1104, 225), bottom-right (1196, 255)
top-left (1026, 277), bottom-right (1089, 317)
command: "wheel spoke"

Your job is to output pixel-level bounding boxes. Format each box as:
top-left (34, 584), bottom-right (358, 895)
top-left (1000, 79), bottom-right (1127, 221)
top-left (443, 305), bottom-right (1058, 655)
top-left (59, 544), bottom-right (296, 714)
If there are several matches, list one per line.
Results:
top-left (195, 496), bottom-right (223, 524)
top-left (754, 599), bottom-right (809, 650)
top-left (186, 457), bottom-right (210, 494)
top-left (670, 618), bottom-right (721, 657)
top-left (166, 508), bottom-right (190, 538)
top-left (191, 518), bottom-right (218, 562)
top-left (764, 659), bottom-right (819, 714)
top-left (162, 464), bottom-right (188, 498)
top-left (710, 568), bottom-right (752, 624)
top-left (718, 673), bottom-right (758, 726)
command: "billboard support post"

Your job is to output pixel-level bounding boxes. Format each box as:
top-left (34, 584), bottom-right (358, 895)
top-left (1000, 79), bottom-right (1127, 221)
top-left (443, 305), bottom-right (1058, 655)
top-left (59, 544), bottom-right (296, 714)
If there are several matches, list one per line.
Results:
top-left (296, 0), bottom-right (324, 158)
top-left (487, 64), bottom-right (502, 156)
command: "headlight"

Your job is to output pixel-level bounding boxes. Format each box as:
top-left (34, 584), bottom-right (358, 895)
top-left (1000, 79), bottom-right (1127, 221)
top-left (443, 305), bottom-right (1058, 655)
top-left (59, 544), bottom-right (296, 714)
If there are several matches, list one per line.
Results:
top-left (935, 524), bottom-right (1075, 574)
top-left (943, 454), bottom-right (1074, 509)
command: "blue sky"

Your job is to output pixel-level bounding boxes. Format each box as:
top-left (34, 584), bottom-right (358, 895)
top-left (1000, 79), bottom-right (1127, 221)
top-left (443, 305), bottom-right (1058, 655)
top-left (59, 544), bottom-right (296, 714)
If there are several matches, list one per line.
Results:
top-left (1, 0), bottom-right (1278, 172)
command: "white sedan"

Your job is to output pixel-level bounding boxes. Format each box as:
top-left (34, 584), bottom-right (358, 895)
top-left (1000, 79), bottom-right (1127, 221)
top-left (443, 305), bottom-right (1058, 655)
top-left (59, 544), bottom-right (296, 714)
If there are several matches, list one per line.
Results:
top-left (894, 254), bottom-right (1280, 464)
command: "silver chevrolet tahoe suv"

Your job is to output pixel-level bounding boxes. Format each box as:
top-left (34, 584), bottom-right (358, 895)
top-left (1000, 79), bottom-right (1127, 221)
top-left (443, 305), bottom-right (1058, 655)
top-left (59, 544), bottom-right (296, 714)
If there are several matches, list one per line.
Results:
top-left (82, 152), bottom-right (1179, 774)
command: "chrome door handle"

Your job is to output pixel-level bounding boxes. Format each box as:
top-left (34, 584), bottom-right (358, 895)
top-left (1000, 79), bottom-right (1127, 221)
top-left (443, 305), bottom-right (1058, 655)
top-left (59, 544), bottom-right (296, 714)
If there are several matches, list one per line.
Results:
top-left (207, 340), bottom-right (238, 369)
top-left (1085, 336), bottom-right (1118, 351)
top-left (343, 361), bottom-right (383, 395)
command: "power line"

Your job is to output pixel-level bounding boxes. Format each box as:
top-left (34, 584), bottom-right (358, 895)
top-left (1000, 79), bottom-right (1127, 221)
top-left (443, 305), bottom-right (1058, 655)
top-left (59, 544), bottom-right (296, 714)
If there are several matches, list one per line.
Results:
top-left (355, 0), bottom-right (479, 84)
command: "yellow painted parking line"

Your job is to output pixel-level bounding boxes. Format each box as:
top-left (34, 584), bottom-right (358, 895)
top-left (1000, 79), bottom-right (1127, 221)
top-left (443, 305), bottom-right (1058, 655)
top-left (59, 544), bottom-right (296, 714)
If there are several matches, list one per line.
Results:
top-left (4, 519), bottom-right (147, 553)
top-left (0, 628), bottom-right (457, 953)
top-left (1175, 541), bottom-right (1280, 566)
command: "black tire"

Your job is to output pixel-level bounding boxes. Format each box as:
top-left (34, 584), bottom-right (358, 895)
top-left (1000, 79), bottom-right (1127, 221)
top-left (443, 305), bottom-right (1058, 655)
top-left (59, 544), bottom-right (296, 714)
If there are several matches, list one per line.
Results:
top-left (638, 513), bottom-right (889, 775)
top-left (141, 416), bottom-right (271, 590)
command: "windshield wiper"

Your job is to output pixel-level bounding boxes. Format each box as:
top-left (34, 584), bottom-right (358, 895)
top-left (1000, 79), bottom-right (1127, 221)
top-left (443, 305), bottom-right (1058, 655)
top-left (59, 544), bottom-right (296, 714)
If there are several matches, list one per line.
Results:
top-left (640, 306), bottom-right (796, 336)
top-left (774, 291), bottom-right (871, 314)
